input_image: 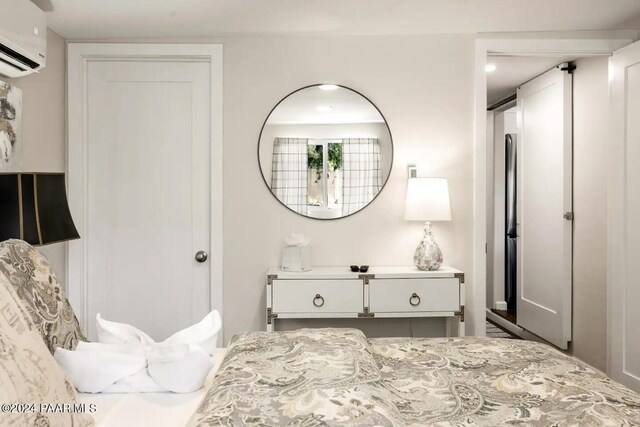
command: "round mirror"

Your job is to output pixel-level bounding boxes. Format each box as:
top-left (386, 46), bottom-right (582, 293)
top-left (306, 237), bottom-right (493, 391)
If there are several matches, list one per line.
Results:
top-left (258, 84), bottom-right (393, 220)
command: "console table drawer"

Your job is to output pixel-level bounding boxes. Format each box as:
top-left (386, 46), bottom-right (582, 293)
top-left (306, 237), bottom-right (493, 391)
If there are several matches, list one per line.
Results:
top-left (272, 280), bottom-right (363, 313)
top-left (369, 278), bottom-right (460, 313)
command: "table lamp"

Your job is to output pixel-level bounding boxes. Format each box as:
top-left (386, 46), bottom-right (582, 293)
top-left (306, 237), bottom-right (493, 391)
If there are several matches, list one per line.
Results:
top-left (405, 177), bottom-right (451, 270)
top-left (0, 173), bottom-right (80, 245)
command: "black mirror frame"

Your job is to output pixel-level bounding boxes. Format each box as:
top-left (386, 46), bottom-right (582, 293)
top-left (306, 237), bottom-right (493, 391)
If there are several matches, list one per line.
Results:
top-left (257, 84), bottom-right (394, 221)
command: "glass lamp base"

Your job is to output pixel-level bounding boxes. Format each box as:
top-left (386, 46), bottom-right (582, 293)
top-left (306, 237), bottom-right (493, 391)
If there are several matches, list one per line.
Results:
top-left (414, 221), bottom-right (443, 271)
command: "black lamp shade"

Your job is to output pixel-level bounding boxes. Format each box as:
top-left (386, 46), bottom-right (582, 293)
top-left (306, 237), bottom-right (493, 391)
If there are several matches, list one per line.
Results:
top-left (0, 173), bottom-right (80, 245)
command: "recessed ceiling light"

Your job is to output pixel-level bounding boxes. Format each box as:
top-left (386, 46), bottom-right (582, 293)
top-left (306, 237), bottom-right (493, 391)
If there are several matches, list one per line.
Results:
top-left (485, 64), bottom-right (497, 73)
top-left (319, 84), bottom-right (339, 91)
top-left (316, 105), bottom-right (333, 112)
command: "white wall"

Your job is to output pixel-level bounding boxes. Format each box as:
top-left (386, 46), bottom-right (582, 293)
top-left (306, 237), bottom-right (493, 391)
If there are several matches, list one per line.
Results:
top-left (60, 34), bottom-right (474, 340)
top-left (4, 29), bottom-right (67, 285)
top-left (222, 35), bottom-right (474, 339)
top-left (570, 56), bottom-right (609, 371)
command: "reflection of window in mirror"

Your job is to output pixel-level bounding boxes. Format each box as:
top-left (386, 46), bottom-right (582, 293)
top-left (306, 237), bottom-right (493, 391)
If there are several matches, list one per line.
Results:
top-left (307, 139), bottom-right (343, 213)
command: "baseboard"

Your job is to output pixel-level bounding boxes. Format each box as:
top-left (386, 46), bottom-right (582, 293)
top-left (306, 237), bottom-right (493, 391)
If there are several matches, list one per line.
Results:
top-left (494, 301), bottom-right (508, 310)
top-left (486, 308), bottom-right (525, 338)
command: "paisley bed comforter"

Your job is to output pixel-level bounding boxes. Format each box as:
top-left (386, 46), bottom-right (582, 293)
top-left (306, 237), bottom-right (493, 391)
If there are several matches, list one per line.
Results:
top-left (188, 328), bottom-right (640, 426)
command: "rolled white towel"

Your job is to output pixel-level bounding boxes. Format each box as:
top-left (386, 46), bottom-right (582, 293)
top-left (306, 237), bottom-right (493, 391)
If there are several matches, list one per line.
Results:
top-left (95, 310), bottom-right (221, 355)
top-left (96, 313), bottom-right (155, 346)
top-left (146, 344), bottom-right (214, 393)
top-left (55, 342), bottom-right (212, 394)
top-left (162, 311), bottom-right (222, 355)
top-left (75, 340), bottom-right (146, 356)
top-left (55, 311), bottom-right (223, 394)
top-left (54, 344), bottom-right (150, 393)
top-left (103, 369), bottom-right (167, 393)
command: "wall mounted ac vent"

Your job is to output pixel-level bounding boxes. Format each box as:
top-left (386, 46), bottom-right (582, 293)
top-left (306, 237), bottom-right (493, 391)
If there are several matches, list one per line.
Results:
top-left (0, 0), bottom-right (47, 78)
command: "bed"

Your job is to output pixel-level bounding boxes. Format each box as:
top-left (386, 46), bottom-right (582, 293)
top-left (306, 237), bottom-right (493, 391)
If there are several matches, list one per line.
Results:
top-left (188, 328), bottom-right (640, 426)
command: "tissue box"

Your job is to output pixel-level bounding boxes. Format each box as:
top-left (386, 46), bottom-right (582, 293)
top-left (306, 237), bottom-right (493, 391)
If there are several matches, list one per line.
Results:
top-left (281, 245), bottom-right (311, 272)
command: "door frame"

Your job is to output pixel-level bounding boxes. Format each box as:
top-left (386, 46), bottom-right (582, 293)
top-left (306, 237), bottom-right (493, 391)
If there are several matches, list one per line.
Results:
top-left (608, 40), bottom-right (640, 390)
top-left (66, 43), bottom-right (224, 343)
top-left (472, 31), bottom-right (635, 338)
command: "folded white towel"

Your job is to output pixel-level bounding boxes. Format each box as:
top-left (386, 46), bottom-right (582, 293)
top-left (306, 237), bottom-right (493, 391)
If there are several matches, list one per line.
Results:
top-left (162, 311), bottom-right (222, 355)
top-left (105, 369), bottom-right (167, 393)
top-left (55, 311), bottom-right (221, 394)
top-left (74, 341), bottom-right (146, 356)
top-left (96, 311), bottom-right (222, 355)
top-left (95, 314), bottom-right (155, 346)
top-left (54, 343), bottom-right (150, 393)
top-left (147, 345), bottom-right (213, 393)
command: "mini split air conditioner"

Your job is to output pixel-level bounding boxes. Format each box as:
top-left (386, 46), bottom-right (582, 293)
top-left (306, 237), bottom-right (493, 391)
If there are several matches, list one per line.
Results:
top-left (0, 0), bottom-right (46, 78)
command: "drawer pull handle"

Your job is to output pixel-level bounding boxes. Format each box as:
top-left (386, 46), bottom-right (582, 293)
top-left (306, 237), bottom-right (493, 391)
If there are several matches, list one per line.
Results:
top-left (313, 294), bottom-right (325, 307)
top-left (409, 293), bottom-right (421, 306)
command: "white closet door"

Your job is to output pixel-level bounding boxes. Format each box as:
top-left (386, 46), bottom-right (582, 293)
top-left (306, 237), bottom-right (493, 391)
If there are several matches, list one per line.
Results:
top-left (84, 60), bottom-right (211, 341)
top-left (609, 41), bottom-right (640, 392)
top-left (516, 65), bottom-right (573, 349)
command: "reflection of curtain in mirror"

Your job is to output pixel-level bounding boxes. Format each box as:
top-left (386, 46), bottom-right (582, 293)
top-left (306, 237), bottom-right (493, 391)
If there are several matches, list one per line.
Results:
top-left (271, 138), bottom-right (309, 215)
top-left (342, 138), bottom-right (381, 215)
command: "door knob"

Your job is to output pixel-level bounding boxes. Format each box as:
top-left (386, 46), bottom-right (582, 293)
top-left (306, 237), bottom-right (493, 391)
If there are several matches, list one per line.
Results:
top-left (195, 250), bottom-right (208, 263)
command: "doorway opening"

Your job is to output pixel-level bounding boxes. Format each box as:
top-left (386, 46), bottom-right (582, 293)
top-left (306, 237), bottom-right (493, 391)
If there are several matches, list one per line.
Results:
top-left (485, 54), bottom-right (583, 347)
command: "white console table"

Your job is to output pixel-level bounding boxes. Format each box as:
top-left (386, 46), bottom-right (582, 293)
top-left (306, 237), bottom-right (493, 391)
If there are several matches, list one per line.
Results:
top-left (266, 266), bottom-right (465, 336)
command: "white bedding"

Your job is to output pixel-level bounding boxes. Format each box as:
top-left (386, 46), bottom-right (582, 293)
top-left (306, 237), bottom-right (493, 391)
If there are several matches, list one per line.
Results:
top-left (79, 348), bottom-right (226, 427)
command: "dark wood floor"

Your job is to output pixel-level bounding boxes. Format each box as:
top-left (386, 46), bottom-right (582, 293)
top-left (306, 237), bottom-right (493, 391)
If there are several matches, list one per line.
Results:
top-left (486, 319), bottom-right (521, 339)
top-left (491, 308), bottom-right (517, 324)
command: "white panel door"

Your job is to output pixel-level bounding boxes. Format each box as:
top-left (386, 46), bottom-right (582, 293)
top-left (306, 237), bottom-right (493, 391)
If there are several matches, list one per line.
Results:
top-left (85, 60), bottom-right (211, 341)
top-left (516, 65), bottom-right (573, 349)
top-left (609, 41), bottom-right (640, 392)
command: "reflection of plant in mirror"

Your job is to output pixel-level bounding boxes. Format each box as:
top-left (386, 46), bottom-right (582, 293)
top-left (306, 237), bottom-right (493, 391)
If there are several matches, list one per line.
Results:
top-left (307, 143), bottom-right (343, 207)
top-left (327, 143), bottom-right (343, 207)
top-left (308, 145), bottom-right (323, 183)
top-left (308, 143), bottom-right (342, 184)
top-left (328, 143), bottom-right (342, 172)
top-left (307, 145), bottom-right (322, 168)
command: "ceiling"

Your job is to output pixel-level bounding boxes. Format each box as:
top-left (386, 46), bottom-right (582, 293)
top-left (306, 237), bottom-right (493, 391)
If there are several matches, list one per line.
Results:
top-left (38, 0), bottom-right (640, 39)
top-left (267, 86), bottom-right (384, 125)
top-left (486, 56), bottom-right (580, 105)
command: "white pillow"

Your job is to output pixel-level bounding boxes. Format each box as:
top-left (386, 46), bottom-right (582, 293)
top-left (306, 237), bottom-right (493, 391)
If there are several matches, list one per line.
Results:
top-left (96, 310), bottom-right (222, 355)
